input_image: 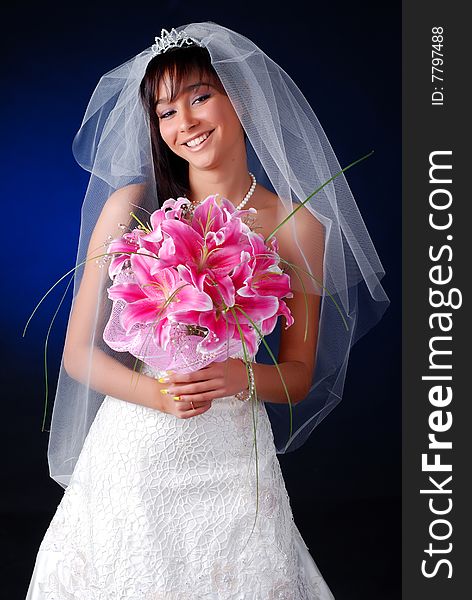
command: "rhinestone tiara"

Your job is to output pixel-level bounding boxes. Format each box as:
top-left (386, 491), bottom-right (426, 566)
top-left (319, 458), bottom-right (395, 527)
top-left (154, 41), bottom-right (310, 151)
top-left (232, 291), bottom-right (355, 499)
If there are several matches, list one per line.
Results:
top-left (151, 28), bottom-right (202, 56)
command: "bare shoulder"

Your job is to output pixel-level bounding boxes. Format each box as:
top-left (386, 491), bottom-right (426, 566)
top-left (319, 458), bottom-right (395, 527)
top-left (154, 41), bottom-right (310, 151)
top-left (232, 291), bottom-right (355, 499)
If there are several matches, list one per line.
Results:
top-left (82, 183), bottom-right (148, 264)
top-left (252, 185), bottom-right (323, 243)
top-left (249, 186), bottom-right (281, 238)
top-left (101, 183), bottom-right (147, 224)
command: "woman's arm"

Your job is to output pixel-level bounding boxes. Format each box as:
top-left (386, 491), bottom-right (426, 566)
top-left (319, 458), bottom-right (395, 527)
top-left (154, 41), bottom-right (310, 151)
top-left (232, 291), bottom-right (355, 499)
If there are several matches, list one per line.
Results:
top-left (62, 184), bottom-right (167, 412)
top-left (250, 359), bottom-right (314, 405)
top-left (251, 289), bottom-right (321, 405)
top-left (254, 202), bottom-right (322, 404)
top-left (64, 344), bottom-right (164, 411)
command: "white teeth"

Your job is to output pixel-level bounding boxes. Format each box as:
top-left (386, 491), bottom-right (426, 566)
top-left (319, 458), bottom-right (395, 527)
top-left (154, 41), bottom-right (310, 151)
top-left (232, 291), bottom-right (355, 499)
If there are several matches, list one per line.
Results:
top-left (185, 131), bottom-right (211, 147)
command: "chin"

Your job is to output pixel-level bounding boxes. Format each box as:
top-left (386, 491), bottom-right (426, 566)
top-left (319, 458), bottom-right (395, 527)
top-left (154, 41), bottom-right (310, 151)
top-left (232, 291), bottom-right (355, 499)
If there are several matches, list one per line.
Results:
top-left (190, 160), bottom-right (218, 173)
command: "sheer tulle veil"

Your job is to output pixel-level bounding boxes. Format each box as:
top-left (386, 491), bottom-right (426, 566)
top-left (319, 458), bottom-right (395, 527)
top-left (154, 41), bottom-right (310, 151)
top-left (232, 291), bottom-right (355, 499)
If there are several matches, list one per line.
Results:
top-left (46, 21), bottom-right (390, 489)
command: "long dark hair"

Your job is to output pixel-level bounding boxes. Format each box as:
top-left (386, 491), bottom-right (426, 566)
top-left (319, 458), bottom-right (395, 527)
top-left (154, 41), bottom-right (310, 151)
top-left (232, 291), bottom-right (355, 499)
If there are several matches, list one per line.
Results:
top-left (139, 46), bottom-right (226, 203)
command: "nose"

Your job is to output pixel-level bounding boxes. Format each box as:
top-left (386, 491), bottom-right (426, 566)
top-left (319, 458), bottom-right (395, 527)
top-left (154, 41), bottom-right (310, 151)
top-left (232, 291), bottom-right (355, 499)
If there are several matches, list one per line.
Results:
top-left (178, 106), bottom-right (199, 133)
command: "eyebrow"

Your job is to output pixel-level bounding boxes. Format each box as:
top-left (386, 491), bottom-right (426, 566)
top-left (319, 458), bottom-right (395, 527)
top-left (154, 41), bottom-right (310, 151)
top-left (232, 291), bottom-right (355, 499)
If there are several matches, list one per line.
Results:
top-left (155, 81), bottom-right (213, 107)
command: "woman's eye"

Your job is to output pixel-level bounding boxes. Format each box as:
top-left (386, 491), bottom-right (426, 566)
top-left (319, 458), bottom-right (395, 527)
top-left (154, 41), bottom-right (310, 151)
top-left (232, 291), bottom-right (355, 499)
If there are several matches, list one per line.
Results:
top-left (157, 94), bottom-right (210, 119)
top-left (158, 110), bottom-right (175, 120)
top-left (193, 94), bottom-right (210, 104)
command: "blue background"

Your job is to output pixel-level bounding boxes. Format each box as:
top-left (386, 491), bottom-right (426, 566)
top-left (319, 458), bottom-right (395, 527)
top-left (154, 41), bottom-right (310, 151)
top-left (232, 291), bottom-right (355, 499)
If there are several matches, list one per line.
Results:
top-left (2, 1), bottom-right (400, 598)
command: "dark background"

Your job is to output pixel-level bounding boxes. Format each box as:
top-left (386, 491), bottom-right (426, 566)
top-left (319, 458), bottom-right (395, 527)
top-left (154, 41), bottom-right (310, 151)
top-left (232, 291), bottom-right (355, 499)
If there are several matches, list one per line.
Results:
top-left (1, 1), bottom-right (401, 598)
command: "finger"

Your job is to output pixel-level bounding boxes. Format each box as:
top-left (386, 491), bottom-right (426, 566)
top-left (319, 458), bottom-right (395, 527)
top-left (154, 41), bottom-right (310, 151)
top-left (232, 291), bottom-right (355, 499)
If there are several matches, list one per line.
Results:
top-left (159, 386), bottom-right (210, 402)
top-left (167, 380), bottom-right (220, 396)
top-left (179, 403), bottom-right (211, 419)
top-left (165, 371), bottom-right (190, 385)
top-left (169, 364), bottom-right (216, 384)
top-left (183, 401), bottom-right (211, 411)
top-left (180, 390), bottom-right (221, 403)
top-left (167, 368), bottom-right (206, 384)
top-left (172, 394), bottom-right (212, 407)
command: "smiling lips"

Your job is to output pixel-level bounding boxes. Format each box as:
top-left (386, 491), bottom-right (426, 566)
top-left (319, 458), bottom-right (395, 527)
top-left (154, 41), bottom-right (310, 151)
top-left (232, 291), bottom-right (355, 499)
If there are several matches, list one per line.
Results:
top-left (183, 130), bottom-right (214, 149)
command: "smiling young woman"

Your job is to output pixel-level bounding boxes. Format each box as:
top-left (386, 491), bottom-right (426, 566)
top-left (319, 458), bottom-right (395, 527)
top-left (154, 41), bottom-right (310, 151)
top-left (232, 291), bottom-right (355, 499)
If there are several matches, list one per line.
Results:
top-left (156, 71), bottom-right (255, 207)
top-left (140, 47), bottom-right (258, 210)
top-left (25, 23), bottom-right (389, 600)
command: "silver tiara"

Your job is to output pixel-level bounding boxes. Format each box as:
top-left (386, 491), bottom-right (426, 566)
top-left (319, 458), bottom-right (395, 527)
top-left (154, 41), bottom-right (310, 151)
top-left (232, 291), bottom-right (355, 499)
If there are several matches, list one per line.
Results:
top-left (151, 28), bottom-right (202, 56)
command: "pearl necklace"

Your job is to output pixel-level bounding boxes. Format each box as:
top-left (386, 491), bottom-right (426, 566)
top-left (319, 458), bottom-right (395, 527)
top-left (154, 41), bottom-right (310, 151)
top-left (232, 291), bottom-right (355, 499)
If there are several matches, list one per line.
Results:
top-left (189, 172), bottom-right (257, 211)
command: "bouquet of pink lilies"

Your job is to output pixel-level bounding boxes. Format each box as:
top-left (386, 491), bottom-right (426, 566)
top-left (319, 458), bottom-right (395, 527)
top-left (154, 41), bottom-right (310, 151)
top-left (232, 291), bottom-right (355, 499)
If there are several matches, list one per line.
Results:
top-left (24, 152), bottom-right (367, 433)
top-left (102, 195), bottom-right (294, 374)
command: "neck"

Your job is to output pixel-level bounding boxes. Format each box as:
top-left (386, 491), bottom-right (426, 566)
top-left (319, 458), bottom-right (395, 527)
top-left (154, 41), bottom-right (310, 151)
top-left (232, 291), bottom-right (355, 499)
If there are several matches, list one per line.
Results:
top-left (187, 162), bottom-right (253, 208)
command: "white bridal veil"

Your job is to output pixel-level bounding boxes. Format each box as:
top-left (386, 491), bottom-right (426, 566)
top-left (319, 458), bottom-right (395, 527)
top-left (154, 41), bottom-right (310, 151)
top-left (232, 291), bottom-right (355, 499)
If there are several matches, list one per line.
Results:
top-left (45, 22), bottom-right (389, 488)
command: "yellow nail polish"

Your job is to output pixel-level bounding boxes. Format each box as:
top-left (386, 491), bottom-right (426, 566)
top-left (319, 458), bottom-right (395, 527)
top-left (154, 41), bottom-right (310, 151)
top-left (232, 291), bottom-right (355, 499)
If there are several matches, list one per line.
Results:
top-left (158, 377), bottom-right (170, 383)
top-left (159, 389), bottom-right (168, 395)
top-left (172, 396), bottom-right (180, 401)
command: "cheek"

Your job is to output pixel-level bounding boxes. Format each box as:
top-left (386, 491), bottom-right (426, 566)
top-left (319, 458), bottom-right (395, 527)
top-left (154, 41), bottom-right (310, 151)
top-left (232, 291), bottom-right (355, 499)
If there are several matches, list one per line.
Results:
top-left (219, 104), bottom-right (243, 139)
top-left (213, 105), bottom-right (242, 143)
top-left (223, 118), bottom-right (244, 145)
top-left (158, 121), bottom-right (177, 150)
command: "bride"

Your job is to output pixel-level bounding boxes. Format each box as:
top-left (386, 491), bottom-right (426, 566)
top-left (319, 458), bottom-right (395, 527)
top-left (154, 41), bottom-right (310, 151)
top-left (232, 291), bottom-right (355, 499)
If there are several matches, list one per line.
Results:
top-left (25, 22), bottom-right (389, 599)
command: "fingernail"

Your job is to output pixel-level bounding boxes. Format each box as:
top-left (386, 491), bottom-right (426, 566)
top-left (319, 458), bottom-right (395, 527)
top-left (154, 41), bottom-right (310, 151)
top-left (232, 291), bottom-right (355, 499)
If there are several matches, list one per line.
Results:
top-left (159, 389), bottom-right (168, 395)
top-left (172, 396), bottom-right (180, 401)
top-left (158, 377), bottom-right (170, 383)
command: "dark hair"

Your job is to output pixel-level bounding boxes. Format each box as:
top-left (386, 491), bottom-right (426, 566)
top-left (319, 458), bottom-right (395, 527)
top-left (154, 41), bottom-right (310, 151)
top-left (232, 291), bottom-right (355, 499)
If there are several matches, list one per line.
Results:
top-left (139, 45), bottom-right (226, 203)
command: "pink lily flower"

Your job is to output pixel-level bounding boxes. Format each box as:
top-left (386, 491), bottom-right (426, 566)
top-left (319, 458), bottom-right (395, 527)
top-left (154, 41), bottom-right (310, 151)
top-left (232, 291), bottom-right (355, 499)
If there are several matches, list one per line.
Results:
top-left (107, 255), bottom-right (212, 349)
top-left (106, 229), bottom-right (156, 279)
top-left (157, 199), bottom-right (253, 283)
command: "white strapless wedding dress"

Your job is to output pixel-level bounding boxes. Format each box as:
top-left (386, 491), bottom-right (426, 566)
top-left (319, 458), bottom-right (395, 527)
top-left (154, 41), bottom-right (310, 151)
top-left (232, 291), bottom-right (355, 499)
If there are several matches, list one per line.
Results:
top-left (25, 367), bottom-right (335, 599)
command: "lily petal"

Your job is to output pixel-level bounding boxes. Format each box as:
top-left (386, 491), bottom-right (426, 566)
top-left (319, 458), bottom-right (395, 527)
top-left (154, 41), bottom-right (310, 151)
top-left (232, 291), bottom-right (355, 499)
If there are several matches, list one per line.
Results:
top-left (120, 298), bottom-right (166, 333)
top-left (107, 282), bottom-right (147, 303)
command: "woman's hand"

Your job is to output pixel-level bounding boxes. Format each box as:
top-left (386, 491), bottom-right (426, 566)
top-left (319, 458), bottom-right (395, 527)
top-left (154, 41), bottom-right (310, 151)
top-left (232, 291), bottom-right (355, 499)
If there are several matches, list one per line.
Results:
top-left (157, 387), bottom-right (213, 419)
top-left (160, 358), bottom-right (248, 418)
